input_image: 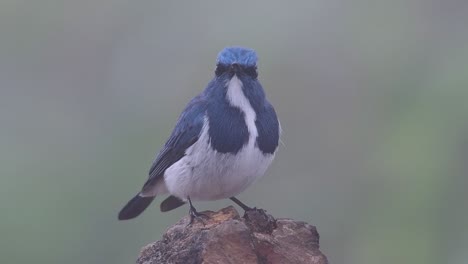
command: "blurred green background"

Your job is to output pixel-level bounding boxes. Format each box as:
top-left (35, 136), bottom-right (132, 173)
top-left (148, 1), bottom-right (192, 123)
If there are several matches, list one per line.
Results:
top-left (1, 1), bottom-right (467, 263)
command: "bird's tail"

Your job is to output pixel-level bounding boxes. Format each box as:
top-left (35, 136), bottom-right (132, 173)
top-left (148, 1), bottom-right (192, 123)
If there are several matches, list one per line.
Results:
top-left (118, 194), bottom-right (155, 220)
top-left (160, 195), bottom-right (186, 212)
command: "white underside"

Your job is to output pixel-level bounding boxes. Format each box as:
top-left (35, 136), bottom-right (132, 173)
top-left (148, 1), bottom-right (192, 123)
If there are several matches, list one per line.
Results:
top-left (146, 76), bottom-right (276, 201)
top-left (163, 119), bottom-right (274, 200)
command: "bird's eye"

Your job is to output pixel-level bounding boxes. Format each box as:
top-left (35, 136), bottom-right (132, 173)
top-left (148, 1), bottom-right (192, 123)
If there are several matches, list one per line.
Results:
top-left (215, 64), bottom-right (229, 76)
top-left (243, 66), bottom-right (258, 79)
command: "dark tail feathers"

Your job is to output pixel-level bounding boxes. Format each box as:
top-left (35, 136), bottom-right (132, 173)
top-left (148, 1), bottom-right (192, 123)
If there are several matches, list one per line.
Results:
top-left (160, 195), bottom-right (186, 212)
top-left (118, 194), bottom-right (155, 220)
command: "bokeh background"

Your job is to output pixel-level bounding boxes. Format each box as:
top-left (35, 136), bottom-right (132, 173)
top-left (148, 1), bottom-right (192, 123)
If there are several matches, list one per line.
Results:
top-left (1, 1), bottom-right (468, 263)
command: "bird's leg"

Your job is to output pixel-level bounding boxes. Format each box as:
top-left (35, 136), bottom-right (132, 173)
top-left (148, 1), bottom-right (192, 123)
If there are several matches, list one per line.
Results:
top-left (230, 197), bottom-right (254, 211)
top-left (187, 197), bottom-right (208, 225)
top-left (231, 197), bottom-right (272, 223)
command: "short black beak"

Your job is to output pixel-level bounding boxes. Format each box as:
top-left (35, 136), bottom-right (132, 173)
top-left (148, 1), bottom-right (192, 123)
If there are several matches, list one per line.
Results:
top-left (230, 63), bottom-right (241, 74)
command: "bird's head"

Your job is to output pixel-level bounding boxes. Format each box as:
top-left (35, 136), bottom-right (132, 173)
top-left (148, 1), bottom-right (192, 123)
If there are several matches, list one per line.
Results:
top-left (215, 47), bottom-right (258, 78)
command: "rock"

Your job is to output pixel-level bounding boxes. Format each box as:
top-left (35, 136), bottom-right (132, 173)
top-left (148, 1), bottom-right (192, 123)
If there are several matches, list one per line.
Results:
top-left (137, 206), bottom-right (328, 264)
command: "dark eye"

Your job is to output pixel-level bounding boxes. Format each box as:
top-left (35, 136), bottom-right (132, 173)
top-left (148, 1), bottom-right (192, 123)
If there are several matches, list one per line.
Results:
top-left (243, 66), bottom-right (258, 78)
top-left (215, 64), bottom-right (229, 76)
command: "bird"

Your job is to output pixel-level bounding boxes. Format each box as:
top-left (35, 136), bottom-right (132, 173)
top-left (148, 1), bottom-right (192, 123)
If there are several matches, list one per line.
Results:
top-left (118, 46), bottom-right (280, 222)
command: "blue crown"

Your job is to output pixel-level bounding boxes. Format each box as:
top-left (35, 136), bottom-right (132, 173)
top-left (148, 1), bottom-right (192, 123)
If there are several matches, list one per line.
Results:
top-left (217, 47), bottom-right (258, 67)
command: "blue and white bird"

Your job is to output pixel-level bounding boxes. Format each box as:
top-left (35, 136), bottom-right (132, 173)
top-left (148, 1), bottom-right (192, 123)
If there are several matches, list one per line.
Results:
top-left (118, 47), bottom-right (280, 221)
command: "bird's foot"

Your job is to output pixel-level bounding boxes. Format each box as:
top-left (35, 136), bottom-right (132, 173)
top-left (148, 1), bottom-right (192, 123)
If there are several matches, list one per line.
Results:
top-left (243, 207), bottom-right (276, 233)
top-left (188, 207), bottom-right (209, 226)
top-left (187, 197), bottom-right (209, 226)
top-left (243, 207), bottom-right (268, 219)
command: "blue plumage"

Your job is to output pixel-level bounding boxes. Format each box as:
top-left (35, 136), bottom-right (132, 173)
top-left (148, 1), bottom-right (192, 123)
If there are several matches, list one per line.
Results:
top-left (235, 73), bottom-right (279, 154)
top-left (217, 47), bottom-right (258, 67)
top-left (255, 102), bottom-right (280, 154)
top-left (204, 78), bottom-right (249, 154)
top-left (118, 47), bottom-right (280, 221)
top-left (145, 95), bottom-right (207, 186)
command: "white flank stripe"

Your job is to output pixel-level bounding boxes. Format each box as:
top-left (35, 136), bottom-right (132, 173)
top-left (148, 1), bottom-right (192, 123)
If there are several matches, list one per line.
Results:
top-left (161, 75), bottom-right (275, 201)
top-left (226, 75), bottom-right (258, 145)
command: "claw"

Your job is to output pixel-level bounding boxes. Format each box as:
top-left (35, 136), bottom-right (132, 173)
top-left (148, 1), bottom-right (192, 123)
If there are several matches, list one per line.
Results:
top-left (187, 197), bottom-right (209, 226)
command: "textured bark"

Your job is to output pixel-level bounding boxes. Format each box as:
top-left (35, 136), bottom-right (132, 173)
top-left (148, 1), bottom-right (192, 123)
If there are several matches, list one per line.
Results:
top-left (137, 206), bottom-right (328, 264)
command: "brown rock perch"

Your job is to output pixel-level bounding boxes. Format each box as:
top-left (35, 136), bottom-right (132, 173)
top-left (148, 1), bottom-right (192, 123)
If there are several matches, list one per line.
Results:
top-left (136, 206), bottom-right (328, 264)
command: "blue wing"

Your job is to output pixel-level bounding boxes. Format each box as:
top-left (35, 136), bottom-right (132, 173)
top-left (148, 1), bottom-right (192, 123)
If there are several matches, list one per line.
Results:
top-left (141, 95), bottom-right (207, 191)
top-left (255, 100), bottom-right (279, 154)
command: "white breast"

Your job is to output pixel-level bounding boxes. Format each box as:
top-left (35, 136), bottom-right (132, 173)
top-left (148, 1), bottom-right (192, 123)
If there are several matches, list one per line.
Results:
top-left (163, 76), bottom-right (275, 201)
top-left (226, 76), bottom-right (258, 145)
